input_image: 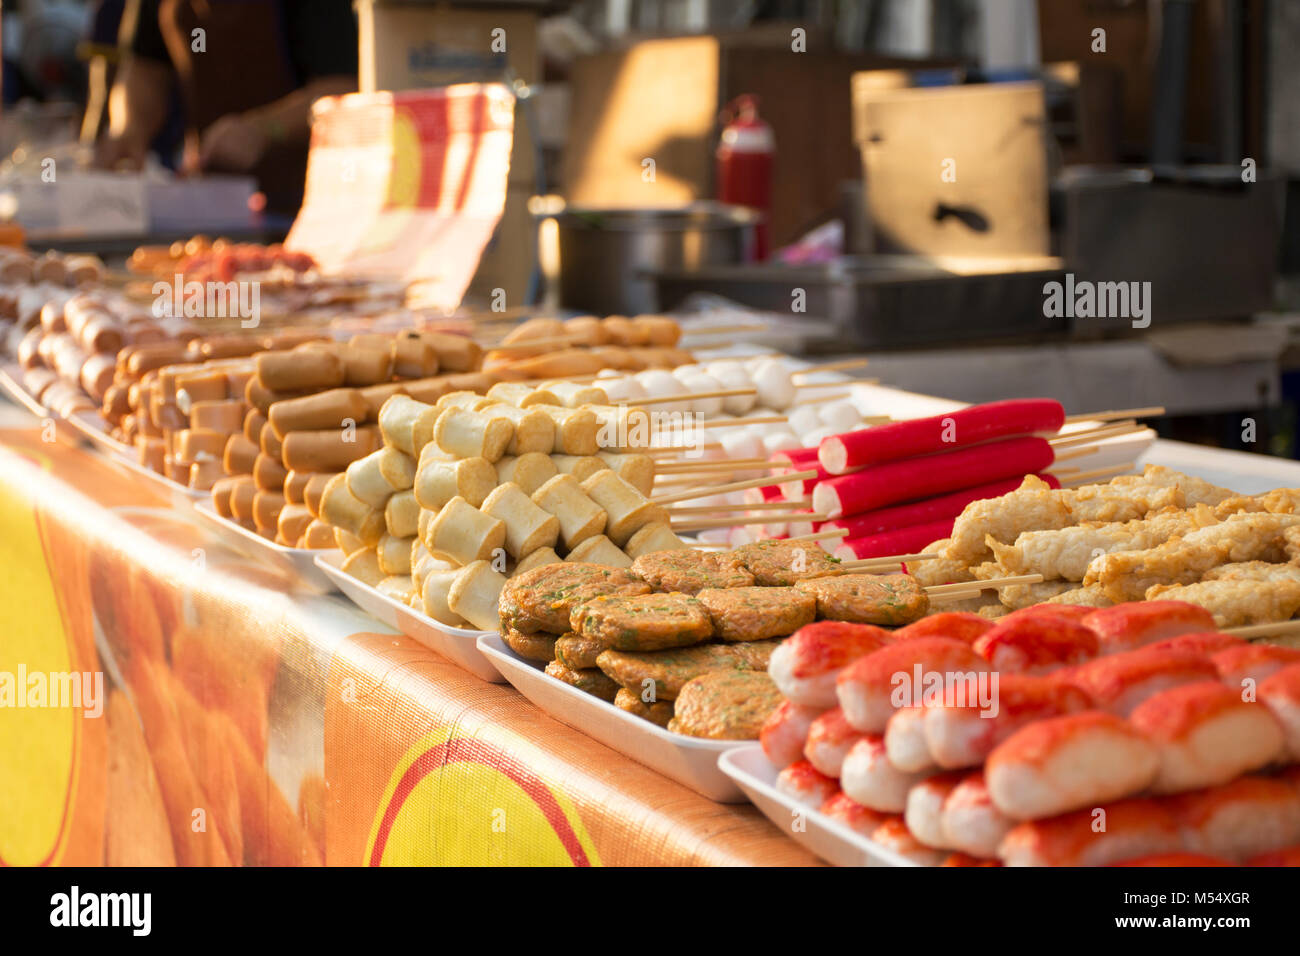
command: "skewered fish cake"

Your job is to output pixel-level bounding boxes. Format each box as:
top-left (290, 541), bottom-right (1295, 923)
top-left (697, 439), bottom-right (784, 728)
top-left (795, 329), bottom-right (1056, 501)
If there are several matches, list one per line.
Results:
top-left (614, 687), bottom-right (674, 727)
top-left (987, 505), bottom-right (1218, 582)
top-left (596, 640), bottom-right (778, 701)
top-left (571, 592), bottom-right (714, 651)
top-left (732, 539), bottom-right (845, 587)
top-left (498, 562), bottom-right (650, 634)
top-left (1144, 577), bottom-right (1300, 628)
top-left (667, 670), bottom-right (784, 740)
top-left (906, 539), bottom-right (976, 588)
top-left (794, 573), bottom-right (930, 626)
top-left (629, 548), bottom-right (755, 595)
top-left (544, 660), bottom-right (621, 701)
top-left (1111, 465), bottom-right (1235, 506)
top-left (1083, 513), bottom-right (1300, 603)
top-left (695, 586), bottom-right (816, 642)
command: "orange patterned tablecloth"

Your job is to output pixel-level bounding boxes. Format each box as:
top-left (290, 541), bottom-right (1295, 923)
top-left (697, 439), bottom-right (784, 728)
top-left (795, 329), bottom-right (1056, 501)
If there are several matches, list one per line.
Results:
top-left (0, 423), bottom-right (818, 866)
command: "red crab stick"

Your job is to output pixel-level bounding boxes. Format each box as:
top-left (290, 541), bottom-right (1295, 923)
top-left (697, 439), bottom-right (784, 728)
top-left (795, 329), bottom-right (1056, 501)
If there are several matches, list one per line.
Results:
top-left (812, 436), bottom-right (1057, 518)
top-left (817, 475), bottom-right (1048, 537)
top-left (834, 520), bottom-right (956, 561)
top-left (818, 399), bottom-right (1066, 474)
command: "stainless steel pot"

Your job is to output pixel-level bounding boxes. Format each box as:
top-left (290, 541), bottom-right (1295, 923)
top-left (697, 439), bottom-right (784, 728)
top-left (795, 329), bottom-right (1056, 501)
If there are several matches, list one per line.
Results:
top-left (541, 202), bottom-right (760, 315)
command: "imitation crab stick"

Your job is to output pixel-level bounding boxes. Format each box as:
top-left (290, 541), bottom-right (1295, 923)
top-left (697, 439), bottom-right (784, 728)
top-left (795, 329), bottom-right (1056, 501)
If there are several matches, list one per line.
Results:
top-left (818, 399), bottom-right (1066, 474)
top-left (833, 520), bottom-right (956, 561)
top-left (811, 436), bottom-right (1057, 518)
top-left (817, 475), bottom-right (1050, 536)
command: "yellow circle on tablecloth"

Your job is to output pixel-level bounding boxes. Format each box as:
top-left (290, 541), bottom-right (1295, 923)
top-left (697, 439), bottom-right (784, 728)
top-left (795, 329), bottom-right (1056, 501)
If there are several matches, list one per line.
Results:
top-left (0, 481), bottom-right (77, 866)
top-left (366, 727), bottom-right (600, 867)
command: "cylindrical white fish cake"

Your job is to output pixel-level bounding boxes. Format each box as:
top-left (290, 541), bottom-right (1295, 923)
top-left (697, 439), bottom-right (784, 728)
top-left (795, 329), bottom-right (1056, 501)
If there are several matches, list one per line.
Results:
top-left (481, 482), bottom-right (560, 558)
top-left (434, 407), bottom-right (513, 462)
top-left (564, 534), bottom-right (632, 568)
top-left (425, 495), bottom-right (506, 566)
top-left (532, 404), bottom-right (599, 455)
top-left (448, 560), bottom-right (510, 631)
top-left (414, 456), bottom-right (497, 510)
top-left (531, 473), bottom-right (606, 549)
top-left (495, 452), bottom-right (558, 496)
top-left (580, 469), bottom-right (667, 546)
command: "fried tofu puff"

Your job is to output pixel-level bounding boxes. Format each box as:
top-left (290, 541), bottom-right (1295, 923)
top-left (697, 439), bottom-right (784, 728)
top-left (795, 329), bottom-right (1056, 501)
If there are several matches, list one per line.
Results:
top-left (630, 548), bottom-right (755, 595)
top-left (504, 627), bottom-right (558, 663)
top-left (667, 670), bottom-right (784, 740)
top-left (695, 586), bottom-right (816, 642)
top-left (554, 634), bottom-right (606, 670)
top-left (795, 573), bottom-right (929, 626)
top-left (732, 539), bottom-right (845, 587)
top-left (544, 660), bottom-right (621, 702)
top-left (614, 687), bottom-right (675, 728)
top-left (596, 640), bottom-right (780, 702)
top-left (571, 592), bottom-right (714, 651)
top-left (498, 562), bottom-right (650, 634)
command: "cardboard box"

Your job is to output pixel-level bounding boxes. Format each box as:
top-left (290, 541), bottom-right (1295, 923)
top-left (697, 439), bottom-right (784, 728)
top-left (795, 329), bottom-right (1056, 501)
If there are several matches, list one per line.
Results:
top-left (852, 78), bottom-right (1050, 257)
top-left (357, 1), bottom-right (539, 186)
top-left (562, 30), bottom-right (959, 250)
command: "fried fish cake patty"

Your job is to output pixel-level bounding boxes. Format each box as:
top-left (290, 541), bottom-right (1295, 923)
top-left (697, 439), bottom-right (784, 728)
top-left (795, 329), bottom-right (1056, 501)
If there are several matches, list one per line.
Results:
top-left (733, 539), bottom-right (845, 587)
top-left (554, 634), bottom-right (605, 670)
top-left (571, 592), bottom-right (714, 651)
top-left (505, 627), bottom-right (558, 663)
top-left (544, 660), bottom-right (620, 702)
top-left (667, 670), bottom-right (783, 740)
top-left (630, 548), bottom-right (755, 595)
top-left (595, 639), bottom-right (779, 701)
top-left (794, 572), bottom-right (929, 626)
top-left (695, 586), bottom-right (816, 642)
top-left (614, 687), bottom-right (675, 728)
top-left (499, 562), bottom-right (650, 634)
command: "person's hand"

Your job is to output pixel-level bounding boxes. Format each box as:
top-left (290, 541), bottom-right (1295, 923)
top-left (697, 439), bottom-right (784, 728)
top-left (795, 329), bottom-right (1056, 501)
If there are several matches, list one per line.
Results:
top-left (94, 132), bottom-right (149, 171)
top-left (198, 113), bottom-right (268, 173)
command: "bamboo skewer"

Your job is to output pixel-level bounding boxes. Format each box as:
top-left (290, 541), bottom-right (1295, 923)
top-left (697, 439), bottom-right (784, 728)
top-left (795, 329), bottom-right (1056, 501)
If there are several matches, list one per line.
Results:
top-left (671, 512), bottom-right (828, 532)
top-left (485, 334), bottom-right (586, 353)
top-left (667, 498), bottom-right (813, 515)
top-left (680, 323), bottom-right (771, 337)
top-left (843, 551), bottom-right (940, 569)
top-left (651, 469), bottom-right (818, 505)
top-left (790, 392), bottom-right (853, 406)
top-left (793, 378), bottom-right (879, 390)
top-left (1223, 620), bottom-right (1300, 640)
top-left (792, 359), bottom-right (870, 376)
top-left (635, 387), bottom-right (757, 406)
top-left (1063, 406), bottom-right (1165, 425)
top-left (1051, 445), bottom-right (1100, 464)
top-left (1056, 464), bottom-right (1140, 488)
top-left (925, 574), bottom-right (1044, 595)
top-left (788, 528), bottom-right (849, 543)
top-left (641, 443), bottom-right (724, 456)
top-left (656, 415), bottom-right (789, 431)
top-left (1049, 422), bottom-right (1144, 447)
top-left (653, 457), bottom-right (776, 473)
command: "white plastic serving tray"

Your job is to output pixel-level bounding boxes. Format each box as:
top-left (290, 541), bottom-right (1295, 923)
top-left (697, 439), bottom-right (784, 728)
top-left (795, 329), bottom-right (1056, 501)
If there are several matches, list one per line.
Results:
top-left (63, 408), bottom-right (133, 457)
top-left (477, 633), bottom-right (746, 802)
top-left (314, 551), bottom-right (504, 683)
top-left (107, 447), bottom-right (208, 507)
top-left (717, 744), bottom-right (915, 866)
top-left (192, 498), bottom-right (336, 592)
top-left (0, 362), bottom-right (48, 417)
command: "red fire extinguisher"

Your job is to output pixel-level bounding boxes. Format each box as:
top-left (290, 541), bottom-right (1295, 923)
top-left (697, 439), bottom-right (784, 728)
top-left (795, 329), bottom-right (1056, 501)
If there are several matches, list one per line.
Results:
top-left (716, 94), bottom-right (774, 261)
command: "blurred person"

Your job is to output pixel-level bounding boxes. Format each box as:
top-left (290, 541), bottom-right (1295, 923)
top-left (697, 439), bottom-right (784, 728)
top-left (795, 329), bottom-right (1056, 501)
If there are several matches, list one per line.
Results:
top-left (96, 0), bottom-right (357, 214)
